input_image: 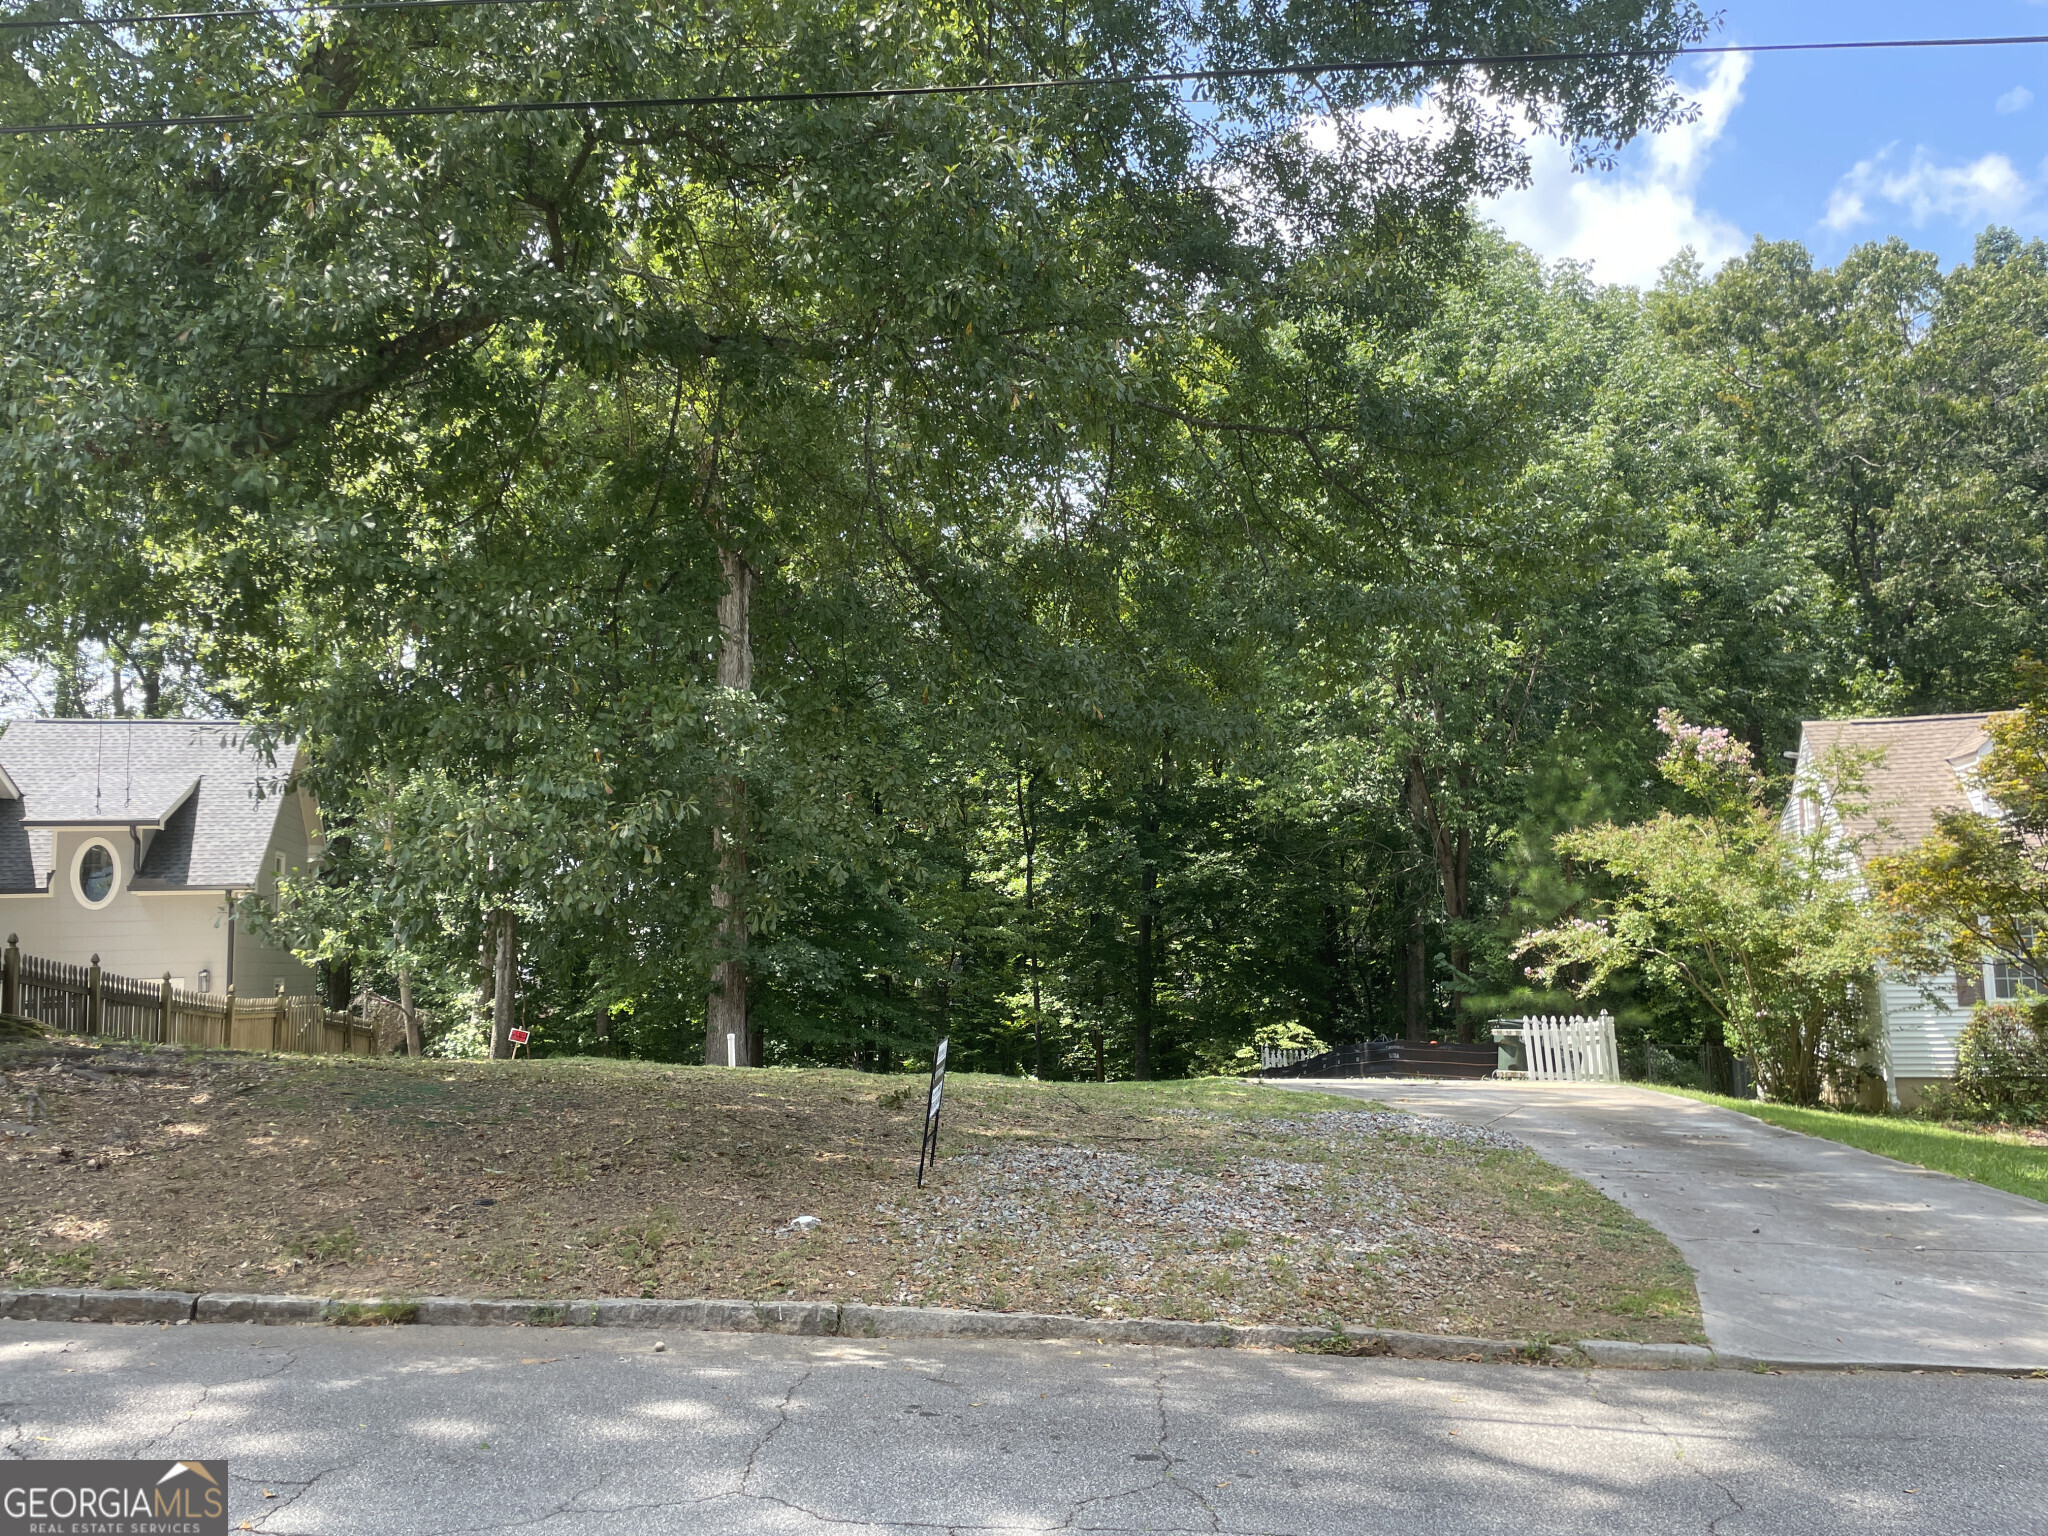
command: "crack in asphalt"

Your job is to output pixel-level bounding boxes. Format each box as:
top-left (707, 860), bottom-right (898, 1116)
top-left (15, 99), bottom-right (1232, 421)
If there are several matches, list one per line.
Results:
top-left (1151, 1356), bottom-right (1222, 1536)
top-left (740, 1361), bottom-right (817, 1495)
top-left (236, 1463), bottom-right (341, 1533)
top-left (138, 1345), bottom-right (298, 1456)
top-left (1612, 1388), bottom-right (1745, 1533)
top-left (360, 1467), bottom-right (626, 1536)
top-left (1046, 1350), bottom-right (1222, 1536)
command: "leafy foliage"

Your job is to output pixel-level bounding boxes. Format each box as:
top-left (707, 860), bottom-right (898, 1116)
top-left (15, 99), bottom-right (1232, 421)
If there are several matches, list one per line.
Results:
top-left (6, 1), bottom-right (2044, 1083)
top-left (1519, 715), bottom-right (1880, 1105)
top-left (1914, 1003), bottom-right (2048, 1125)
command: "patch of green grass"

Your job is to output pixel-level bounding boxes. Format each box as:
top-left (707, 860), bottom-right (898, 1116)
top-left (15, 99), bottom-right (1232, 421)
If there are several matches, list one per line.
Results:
top-left (958, 1075), bottom-right (1375, 1122)
top-left (1645, 1086), bottom-right (2048, 1206)
top-left (4, 1242), bottom-right (99, 1286)
top-left (1608, 1282), bottom-right (1695, 1320)
top-left (330, 1299), bottom-right (419, 1326)
top-left (290, 1223), bottom-right (361, 1264)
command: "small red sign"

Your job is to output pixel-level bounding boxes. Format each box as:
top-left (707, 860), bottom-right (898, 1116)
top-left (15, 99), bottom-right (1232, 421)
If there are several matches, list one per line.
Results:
top-left (508, 1028), bottom-right (531, 1045)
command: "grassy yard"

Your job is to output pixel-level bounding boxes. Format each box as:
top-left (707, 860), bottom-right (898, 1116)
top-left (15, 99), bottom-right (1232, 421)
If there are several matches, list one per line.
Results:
top-left (2, 1037), bottom-right (1702, 1343)
top-left (1645, 1086), bottom-right (2048, 1205)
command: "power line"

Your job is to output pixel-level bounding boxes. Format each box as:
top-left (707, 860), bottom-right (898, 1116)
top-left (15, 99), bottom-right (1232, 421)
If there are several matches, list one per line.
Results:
top-left (1, 0), bottom-right (567, 30)
top-left (4, 33), bottom-right (2048, 136)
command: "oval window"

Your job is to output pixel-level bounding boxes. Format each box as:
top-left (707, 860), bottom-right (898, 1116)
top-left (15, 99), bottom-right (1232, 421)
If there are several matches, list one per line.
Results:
top-left (78, 844), bottom-right (115, 904)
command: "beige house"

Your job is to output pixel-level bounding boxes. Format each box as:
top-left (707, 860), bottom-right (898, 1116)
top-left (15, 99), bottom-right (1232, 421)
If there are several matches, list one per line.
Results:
top-left (1785, 712), bottom-right (2020, 1109)
top-left (0, 719), bottom-right (321, 996)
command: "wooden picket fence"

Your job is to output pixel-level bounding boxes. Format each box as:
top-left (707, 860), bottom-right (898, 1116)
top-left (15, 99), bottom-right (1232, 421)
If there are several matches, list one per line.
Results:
top-left (1491, 1013), bottom-right (1621, 1083)
top-left (1, 936), bottom-right (377, 1056)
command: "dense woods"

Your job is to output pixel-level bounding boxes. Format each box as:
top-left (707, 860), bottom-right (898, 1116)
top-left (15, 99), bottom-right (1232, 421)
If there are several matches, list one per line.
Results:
top-left (4, 1), bottom-right (2044, 1077)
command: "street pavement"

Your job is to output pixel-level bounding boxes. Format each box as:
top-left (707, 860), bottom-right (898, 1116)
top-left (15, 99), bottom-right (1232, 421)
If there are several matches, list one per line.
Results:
top-left (2, 1320), bottom-right (2044, 1534)
top-left (1272, 1079), bottom-right (2048, 1369)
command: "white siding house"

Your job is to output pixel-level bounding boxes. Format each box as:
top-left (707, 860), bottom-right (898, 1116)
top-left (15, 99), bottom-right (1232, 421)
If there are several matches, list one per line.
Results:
top-left (0, 719), bottom-right (322, 996)
top-left (1786, 713), bottom-right (2001, 1109)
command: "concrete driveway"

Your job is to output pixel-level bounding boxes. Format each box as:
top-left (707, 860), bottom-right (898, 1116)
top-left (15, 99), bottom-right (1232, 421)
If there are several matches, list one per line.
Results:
top-left (3, 1321), bottom-right (2044, 1534)
top-left (1271, 1079), bottom-right (2048, 1369)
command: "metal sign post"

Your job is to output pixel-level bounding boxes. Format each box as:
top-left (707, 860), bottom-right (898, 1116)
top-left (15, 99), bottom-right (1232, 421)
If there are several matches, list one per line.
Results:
top-left (916, 1036), bottom-right (949, 1187)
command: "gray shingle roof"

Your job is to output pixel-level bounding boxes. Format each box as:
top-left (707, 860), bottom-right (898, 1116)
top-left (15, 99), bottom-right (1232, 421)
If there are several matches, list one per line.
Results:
top-left (0, 719), bottom-right (295, 893)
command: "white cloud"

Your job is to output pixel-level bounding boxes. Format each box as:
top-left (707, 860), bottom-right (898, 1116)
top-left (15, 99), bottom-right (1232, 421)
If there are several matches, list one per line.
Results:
top-left (1823, 145), bottom-right (2035, 232)
top-left (1323, 55), bottom-right (1751, 288)
top-left (1997, 85), bottom-right (2034, 115)
top-left (1475, 52), bottom-right (1751, 288)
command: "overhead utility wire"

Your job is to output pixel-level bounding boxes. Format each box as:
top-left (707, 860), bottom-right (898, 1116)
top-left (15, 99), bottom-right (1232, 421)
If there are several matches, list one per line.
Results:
top-left (1, 0), bottom-right (565, 29)
top-left (5, 0), bottom-right (2048, 60)
top-left (5, 32), bottom-right (2048, 134)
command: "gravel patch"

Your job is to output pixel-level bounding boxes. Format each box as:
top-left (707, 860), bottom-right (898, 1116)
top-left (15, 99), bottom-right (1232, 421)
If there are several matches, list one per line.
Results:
top-left (1248, 1110), bottom-right (1524, 1153)
top-left (873, 1109), bottom-right (1525, 1323)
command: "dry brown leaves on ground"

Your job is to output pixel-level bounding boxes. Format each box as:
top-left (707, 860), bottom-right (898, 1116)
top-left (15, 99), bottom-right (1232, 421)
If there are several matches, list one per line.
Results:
top-left (0, 1041), bottom-right (1704, 1343)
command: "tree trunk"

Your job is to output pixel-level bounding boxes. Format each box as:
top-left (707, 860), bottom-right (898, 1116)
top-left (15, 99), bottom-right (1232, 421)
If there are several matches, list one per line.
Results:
top-left (1020, 772), bottom-right (1042, 1079)
top-left (490, 909), bottom-right (516, 1059)
top-left (399, 965), bottom-right (419, 1057)
top-left (477, 945), bottom-right (492, 1050)
top-left (1405, 757), bottom-right (1474, 1042)
top-left (1133, 779), bottom-right (1160, 1081)
top-left (1404, 906), bottom-right (1427, 1040)
top-left (1133, 904), bottom-right (1155, 1081)
top-left (1449, 824), bottom-right (1473, 1044)
top-left (393, 917), bottom-right (420, 1055)
top-left (705, 547), bottom-right (754, 1068)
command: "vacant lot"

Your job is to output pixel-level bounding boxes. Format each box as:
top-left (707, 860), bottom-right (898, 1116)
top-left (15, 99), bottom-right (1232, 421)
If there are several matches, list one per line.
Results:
top-left (1, 1038), bottom-right (1703, 1343)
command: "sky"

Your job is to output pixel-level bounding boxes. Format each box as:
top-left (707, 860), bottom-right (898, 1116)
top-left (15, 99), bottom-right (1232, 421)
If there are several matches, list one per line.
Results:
top-left (1480, 1), bottom-right (2048, 286)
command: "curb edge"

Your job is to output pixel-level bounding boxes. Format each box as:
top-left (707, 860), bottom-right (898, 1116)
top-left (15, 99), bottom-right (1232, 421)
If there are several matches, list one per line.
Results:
top-left (4, 1288), bottom-right (2039, 1373)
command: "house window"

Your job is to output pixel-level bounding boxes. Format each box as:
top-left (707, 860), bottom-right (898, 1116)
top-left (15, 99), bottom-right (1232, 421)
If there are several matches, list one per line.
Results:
top-left (1992, 960), bottom-right (2040, 1001)
top-left (1993, 928), bottom-right (2042, 1001)
top-left (74, 840), bottom-right (118, 908)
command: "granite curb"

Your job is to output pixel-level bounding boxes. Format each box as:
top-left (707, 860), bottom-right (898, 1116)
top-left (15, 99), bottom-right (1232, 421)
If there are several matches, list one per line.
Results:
top-left (4, 1288), bottom-right (2039, 1372)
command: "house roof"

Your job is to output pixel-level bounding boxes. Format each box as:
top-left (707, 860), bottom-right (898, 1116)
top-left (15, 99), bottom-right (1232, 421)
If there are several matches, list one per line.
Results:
top-left (0, 719), bottom-right (297, 895)
top-left (1797, 713), bottom-right (1995, 857)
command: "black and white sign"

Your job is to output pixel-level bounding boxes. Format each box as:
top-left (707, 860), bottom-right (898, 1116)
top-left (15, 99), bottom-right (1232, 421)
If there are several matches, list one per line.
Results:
top-left (916, 1036), bottom-right (949, 1187)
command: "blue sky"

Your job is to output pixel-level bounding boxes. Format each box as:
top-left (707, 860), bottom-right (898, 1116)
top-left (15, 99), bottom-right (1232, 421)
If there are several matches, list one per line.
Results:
top-left (1480, 1), bottom-right (2048, 285)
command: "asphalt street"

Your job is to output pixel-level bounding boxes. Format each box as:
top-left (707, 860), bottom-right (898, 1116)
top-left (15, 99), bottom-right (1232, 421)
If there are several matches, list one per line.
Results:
top-left (1274, 1079), bottom-right (2048, 1369)
top-left (2, 1320), bottom-right (2044, 1534)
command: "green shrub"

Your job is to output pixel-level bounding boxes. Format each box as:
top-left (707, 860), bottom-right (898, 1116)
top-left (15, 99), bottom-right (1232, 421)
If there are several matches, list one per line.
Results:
top-left (1920, 1002), bottom-right (2048, 1124)
top-left (1644, 1044), bottom-right (1709, 1091)
top-left (1224, 1021), bottom-right (1330, 1077)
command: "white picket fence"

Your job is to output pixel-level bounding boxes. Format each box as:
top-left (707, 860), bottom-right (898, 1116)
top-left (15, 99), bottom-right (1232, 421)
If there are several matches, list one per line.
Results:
top-left (1492, 1013), bottom-right (1620, 1083)
top-left (1258, 1045), bottom-right (1321, 1072)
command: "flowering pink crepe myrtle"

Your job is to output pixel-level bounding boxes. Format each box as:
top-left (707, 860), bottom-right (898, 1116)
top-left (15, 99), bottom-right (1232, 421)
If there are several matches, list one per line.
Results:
top-left (1655, 708), bottom-right (1754, 772)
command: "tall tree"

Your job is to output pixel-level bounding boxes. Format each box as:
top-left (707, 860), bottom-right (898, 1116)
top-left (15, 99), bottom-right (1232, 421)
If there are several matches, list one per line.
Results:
top-left (0, 0), bottom-right (1712, 1066)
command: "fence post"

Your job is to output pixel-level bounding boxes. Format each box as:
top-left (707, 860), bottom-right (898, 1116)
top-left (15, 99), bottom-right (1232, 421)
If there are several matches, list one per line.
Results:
top-left (87, 953), bottom-right (102, 1036)
top-left (224, 984), bottom-right (236, 1050)
top-left (2, 933), bottom-right (17, 1017)
top-left (274, 981), bottom-right (286, 1053)
top-left (160, 972), bottom-right (173, 1045)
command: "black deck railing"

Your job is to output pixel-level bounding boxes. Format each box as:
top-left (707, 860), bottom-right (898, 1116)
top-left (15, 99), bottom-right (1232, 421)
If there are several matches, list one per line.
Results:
top-left (1262, 1038), bottom-right (1502, 1079)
